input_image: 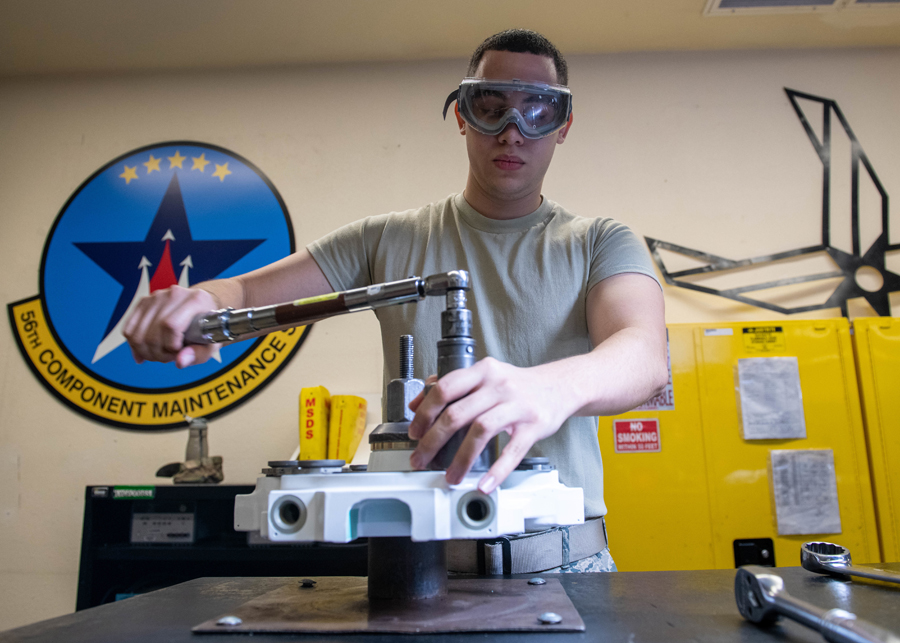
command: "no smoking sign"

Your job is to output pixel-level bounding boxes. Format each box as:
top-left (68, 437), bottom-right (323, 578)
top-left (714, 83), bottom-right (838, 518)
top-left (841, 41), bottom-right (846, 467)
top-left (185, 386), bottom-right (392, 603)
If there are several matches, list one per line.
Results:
top-left (613, 419), bottom-right (661, 453)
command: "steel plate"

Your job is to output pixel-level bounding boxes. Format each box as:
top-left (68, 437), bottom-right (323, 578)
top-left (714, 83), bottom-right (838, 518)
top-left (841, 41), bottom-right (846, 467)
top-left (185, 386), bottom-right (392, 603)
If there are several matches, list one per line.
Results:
top-left (193, 576), bottom-right (585, 634)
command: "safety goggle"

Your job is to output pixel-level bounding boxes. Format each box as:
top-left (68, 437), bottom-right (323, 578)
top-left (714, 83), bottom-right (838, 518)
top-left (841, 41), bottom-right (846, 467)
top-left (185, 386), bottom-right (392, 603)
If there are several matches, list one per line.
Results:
top-left (443, 78), bottom-right (573, 140)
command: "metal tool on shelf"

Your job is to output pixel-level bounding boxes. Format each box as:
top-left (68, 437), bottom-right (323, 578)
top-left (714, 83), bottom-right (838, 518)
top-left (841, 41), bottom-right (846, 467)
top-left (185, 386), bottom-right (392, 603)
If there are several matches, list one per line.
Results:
top-left (802, 542), bottom-right (900, 586)
top-left (735, 566), bottom-right (900, 643)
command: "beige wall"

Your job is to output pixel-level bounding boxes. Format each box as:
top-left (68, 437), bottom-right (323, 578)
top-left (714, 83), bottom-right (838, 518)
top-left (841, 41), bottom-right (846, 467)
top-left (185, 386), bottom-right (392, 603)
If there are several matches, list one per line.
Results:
top-left (1, 47), bottom-right (898, 631)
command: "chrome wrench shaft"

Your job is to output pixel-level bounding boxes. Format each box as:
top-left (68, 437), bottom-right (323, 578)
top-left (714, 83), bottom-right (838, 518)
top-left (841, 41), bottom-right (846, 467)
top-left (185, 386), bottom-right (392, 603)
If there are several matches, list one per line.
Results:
top-left (183, 270), bottom-right (470, 345)
top-left (736, 566), bottom-right (900, 643)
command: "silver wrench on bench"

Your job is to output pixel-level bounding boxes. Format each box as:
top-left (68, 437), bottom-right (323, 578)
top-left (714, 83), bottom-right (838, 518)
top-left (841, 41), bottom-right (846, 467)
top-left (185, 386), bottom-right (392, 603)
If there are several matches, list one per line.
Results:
top-left (735, 566), bottom-right (900, 643)
top-left (802, 542), bottom-right (900, 586)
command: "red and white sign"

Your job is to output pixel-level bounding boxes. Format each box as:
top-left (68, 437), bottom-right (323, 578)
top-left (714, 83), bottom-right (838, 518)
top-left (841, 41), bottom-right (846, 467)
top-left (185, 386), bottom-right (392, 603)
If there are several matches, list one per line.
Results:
top-left (613, 419), bottom-right (661, 453)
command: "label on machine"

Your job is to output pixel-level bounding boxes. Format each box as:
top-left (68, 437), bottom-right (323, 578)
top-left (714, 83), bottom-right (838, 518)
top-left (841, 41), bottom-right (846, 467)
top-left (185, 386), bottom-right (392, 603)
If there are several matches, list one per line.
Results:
top-left (131, 512), bottom-right (195, 544)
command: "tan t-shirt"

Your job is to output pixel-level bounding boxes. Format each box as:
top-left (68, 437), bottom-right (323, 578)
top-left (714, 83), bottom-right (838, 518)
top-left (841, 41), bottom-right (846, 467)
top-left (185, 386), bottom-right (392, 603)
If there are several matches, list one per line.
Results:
top-left (308, 193), bottom-right (659, 518)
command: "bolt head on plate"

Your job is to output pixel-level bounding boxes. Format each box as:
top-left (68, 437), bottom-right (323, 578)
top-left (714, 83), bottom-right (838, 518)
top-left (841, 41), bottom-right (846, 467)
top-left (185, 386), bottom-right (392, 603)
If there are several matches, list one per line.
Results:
top-left (216, 615), bottom-right (242, 627)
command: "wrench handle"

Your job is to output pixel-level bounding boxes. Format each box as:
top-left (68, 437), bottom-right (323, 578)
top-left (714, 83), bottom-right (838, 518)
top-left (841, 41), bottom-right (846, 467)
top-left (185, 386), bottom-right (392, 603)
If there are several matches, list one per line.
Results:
top-left (840, 565), bottom-right (900, 586)
top-left (773, 592), bottom-right (830, 631)
top-left (774, 595), bottom-right (900, 643)
top-left (821, 609), bottom-right (900, 643)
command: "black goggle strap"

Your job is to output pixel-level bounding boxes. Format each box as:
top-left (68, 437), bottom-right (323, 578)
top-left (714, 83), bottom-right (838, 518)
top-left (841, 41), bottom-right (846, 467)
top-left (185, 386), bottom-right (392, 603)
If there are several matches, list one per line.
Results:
top-left (442, 89), bottom-right (460, 120)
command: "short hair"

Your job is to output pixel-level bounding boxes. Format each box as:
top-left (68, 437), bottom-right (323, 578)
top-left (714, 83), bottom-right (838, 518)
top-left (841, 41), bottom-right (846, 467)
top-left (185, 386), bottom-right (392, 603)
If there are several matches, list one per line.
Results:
top-left (467, 29), bottom-right (568, 86)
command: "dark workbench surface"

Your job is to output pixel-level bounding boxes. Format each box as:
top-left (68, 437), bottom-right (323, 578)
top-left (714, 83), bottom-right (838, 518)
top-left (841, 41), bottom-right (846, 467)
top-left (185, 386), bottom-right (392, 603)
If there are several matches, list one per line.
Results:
top-left (3, 565), bottom-right (900, 642)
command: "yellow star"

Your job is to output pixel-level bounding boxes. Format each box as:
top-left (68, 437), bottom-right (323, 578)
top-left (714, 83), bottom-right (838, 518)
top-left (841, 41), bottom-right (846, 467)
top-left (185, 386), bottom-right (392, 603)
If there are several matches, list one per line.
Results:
top-left (191, 153), bottom-right (210, 172)
top-left (119, 165), bottom-right (139, 184)
top-left (168, 151), bottom-right (186, 169)
top-left (212, 163), bottom-right (232, 182)
top-left (144, 155), bottom-right (161, 174)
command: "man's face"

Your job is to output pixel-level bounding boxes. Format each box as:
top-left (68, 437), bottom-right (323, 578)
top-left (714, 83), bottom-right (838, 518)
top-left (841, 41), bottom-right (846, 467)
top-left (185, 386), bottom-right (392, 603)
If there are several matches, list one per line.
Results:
top-left (460, 50), bottom-right (571, 212)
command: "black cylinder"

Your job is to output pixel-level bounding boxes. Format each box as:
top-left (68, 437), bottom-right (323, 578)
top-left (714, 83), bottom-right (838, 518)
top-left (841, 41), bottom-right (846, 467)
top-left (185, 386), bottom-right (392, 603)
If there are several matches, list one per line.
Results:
top-left (367, 537), bottom-right (447, 601)
top-left (436, 336), bottom-right (476, 377)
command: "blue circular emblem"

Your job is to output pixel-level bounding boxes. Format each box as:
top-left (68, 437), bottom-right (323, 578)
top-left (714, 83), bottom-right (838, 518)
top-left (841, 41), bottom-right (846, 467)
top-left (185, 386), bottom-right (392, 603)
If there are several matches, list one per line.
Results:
top-left (24, 142), bottom-right (307, 428)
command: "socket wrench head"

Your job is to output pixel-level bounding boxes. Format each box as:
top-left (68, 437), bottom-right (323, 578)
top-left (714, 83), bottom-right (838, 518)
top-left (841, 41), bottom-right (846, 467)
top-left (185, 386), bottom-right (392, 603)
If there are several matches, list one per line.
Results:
top-left (423, 270), bottom-right (470, 296)
top-left (735, 566), bottom-right (784, 626)
top-left (801, 541), bottom-right (852, 577)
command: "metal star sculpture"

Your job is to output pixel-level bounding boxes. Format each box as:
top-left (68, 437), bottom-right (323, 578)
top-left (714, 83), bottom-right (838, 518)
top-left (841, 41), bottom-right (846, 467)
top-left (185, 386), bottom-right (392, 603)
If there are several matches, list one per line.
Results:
top-left (646, 88), bottom-right (899, 317)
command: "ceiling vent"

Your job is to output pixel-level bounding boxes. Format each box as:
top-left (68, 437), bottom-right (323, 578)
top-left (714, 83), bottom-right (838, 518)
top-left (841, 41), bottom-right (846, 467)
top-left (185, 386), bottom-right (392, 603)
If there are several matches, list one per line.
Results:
top-left (704, 0), bottom-right (900, 15)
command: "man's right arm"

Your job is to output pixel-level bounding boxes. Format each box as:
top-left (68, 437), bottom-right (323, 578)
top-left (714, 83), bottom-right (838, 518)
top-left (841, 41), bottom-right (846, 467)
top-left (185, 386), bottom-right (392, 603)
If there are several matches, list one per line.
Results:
top-left (123, 248), bottom-right (333, 368)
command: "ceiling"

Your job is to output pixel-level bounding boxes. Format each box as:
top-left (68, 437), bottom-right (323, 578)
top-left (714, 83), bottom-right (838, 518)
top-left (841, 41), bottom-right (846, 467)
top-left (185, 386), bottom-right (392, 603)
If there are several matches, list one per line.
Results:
top-left (1, 0), bottom-right (899, 78)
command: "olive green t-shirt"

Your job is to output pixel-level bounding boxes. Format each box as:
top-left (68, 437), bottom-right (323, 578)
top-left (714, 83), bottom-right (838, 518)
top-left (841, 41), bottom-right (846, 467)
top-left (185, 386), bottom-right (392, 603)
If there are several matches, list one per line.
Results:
top-left (308, 193), bottom-right (659, 518)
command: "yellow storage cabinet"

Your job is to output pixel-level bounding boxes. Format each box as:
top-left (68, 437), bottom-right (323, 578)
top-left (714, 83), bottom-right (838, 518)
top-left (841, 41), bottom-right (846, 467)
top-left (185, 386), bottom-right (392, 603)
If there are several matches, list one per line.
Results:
top-left (852, 317), bottom-right (900, 562)
top-left (599, 319), bottom-right (880, 571)
top-left (599, 324), bottom-right (716, 571)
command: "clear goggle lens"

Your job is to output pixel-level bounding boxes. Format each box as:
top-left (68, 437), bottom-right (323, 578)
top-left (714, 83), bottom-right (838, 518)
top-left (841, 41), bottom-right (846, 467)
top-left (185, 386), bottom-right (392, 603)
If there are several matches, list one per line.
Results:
top-left (443, 78), bottom-right (572, 140)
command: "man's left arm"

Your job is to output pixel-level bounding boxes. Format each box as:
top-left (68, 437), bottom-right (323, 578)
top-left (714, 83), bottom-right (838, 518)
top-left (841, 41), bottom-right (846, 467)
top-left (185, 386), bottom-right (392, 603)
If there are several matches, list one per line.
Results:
top-left (408, 272), bottom-right (668, 493)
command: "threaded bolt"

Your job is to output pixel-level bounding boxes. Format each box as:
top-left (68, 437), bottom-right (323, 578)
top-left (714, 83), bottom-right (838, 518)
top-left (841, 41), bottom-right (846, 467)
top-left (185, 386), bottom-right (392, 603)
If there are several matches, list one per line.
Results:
top-left (399, 335), bottom-right (414, 379)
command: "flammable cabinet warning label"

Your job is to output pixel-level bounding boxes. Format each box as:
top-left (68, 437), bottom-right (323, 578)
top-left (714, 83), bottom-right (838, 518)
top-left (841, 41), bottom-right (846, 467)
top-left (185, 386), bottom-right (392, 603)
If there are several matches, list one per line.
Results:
top-left (613, 419), bottom-right (661, 453)
top-left (742, 326), bottom-right (785, 353)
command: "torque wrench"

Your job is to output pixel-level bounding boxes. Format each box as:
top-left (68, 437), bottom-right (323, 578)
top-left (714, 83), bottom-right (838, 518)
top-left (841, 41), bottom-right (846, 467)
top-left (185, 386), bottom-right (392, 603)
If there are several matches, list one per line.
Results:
top-left (183, 270), bottom-right (470, 345)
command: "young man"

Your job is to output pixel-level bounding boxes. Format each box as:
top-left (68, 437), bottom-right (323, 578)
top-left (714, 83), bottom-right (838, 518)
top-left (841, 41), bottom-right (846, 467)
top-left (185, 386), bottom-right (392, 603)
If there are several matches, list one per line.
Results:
top-left (124, 29), bottom-right (668, 573)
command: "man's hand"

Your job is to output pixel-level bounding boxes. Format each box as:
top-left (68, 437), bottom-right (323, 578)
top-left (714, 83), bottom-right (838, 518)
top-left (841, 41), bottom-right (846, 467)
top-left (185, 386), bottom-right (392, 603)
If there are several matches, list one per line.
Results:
top-left (406, 272), bottom-right (668, 495)
top-left (122, 249), bottom-right (334, 369)
top-left (123, 285), bottom-right (220, 368)
top-left (407, 357), bottom-right (573, 495)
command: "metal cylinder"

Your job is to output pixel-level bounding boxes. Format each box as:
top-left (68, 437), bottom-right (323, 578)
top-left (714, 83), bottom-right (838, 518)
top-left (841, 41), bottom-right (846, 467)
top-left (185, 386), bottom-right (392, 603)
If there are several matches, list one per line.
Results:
top-left (367, 537), bottom-right (447, 601)
top-left (436, 336), bottom-right (476, 376)
top-left (429, 300), bottom-right (495, 471)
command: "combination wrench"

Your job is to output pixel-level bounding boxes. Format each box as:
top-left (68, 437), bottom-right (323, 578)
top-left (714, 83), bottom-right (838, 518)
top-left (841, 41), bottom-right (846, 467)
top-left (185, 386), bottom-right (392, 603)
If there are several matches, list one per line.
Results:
top-left (802, 542), bottom-right (900, 586)
top-left (735, 565), bottom-right (900, 643)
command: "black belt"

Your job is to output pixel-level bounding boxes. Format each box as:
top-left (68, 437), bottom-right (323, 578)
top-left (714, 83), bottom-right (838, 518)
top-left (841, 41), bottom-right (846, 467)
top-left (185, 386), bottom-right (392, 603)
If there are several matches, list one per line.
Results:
top-left (446, 517), bottom-right (608, 574)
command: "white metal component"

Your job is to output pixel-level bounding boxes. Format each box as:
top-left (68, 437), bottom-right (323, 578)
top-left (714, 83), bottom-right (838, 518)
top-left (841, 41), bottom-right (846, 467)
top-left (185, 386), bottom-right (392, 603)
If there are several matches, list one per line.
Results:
top-left (234, 469), bottom-right (584, 543)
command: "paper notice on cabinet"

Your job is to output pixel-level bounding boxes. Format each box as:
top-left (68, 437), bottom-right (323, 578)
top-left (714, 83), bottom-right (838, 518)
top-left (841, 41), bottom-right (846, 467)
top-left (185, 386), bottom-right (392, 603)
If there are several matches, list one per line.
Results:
top-left (633, 331), bottom-right (674, 411)
top-left (737, 357), bottom-right (806, 440)
top-left (769, 449), bottom-right (841, 536)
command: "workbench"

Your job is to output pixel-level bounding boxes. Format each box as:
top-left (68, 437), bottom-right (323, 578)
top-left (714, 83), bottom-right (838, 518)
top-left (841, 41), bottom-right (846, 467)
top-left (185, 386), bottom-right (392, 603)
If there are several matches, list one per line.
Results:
top-left (3, 565), bottom-right (899, 642)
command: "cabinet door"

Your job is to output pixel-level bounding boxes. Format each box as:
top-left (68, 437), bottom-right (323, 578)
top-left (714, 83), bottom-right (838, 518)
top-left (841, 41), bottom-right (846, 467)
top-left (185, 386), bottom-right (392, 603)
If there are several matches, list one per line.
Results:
top-left (696, 319), bottom-right (879, 569)
top-left (853, 317), bottom-right (900, 562)
top-left (598, 324), bottom-right (716, 571)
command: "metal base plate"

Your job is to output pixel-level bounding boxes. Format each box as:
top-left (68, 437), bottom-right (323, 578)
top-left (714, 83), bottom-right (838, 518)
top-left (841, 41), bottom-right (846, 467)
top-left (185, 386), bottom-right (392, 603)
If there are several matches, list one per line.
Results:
top-left (193, 577), bottom-right (585, 634)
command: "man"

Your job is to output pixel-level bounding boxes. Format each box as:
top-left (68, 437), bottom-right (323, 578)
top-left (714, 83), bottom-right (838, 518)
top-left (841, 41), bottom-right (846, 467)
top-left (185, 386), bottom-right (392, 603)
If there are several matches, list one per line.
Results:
top-left (124, 29), bottom-right (668, 573)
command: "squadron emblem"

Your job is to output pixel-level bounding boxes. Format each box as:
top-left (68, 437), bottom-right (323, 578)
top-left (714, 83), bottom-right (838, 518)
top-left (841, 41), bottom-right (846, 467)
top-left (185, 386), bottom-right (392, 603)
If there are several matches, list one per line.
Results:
top-left (8, 142), bottom-right (307, 429)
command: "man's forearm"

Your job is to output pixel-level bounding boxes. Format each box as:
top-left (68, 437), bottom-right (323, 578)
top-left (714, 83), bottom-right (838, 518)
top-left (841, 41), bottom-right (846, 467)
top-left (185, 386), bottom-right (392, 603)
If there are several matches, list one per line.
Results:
top-left (533, 326), bottom-right (668, 421)
top-left (190, 277), bottom-right (247, 311)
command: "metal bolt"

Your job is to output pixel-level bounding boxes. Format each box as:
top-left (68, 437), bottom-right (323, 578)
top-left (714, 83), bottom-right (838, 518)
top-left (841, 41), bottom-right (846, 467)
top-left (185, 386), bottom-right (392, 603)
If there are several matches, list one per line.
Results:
top-left (528, 577), bottom-right (547, 586)
top-left (538, 612), bottom-right (563, 625)
top-left (299, 578), bottom-right (317, 588)
top-left (761, 549), bottom-right (770, 559)
top-left (399, 335), bottom-right (414, 379)
top-left (216, 615), bottom-right (242, 627)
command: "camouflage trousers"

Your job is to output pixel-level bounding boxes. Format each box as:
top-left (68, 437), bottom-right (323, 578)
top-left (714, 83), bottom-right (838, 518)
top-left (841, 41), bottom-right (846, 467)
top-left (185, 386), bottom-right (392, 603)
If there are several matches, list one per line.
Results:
top-left (542, 548), bottom-right (618, 573)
